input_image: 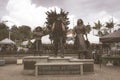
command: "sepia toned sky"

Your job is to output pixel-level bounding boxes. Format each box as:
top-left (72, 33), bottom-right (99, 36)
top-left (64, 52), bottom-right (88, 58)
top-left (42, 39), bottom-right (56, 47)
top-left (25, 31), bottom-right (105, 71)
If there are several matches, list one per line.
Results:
top-left (0, 0), bottom-right (120, 29)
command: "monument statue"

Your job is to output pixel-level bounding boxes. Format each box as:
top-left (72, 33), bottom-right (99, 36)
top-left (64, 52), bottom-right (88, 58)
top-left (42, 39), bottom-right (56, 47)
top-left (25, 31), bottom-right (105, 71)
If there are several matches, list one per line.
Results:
top-left (45, 9), bottom-right (69, 57)
top-left (33, 26), bottom-right (43, 51)
top-left (73, 19), bottom-right (87, 50)
top-left (73, 19), bottom-right (90, 59)
top-left (51, 16), bottom-right (67, 57)
top-left (23, 10), bottom-right (94, 76)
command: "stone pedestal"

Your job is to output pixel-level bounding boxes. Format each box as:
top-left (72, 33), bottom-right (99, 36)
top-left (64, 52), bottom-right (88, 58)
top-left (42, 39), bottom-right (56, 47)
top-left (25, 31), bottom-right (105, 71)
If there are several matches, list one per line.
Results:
top-left (69, 59), bottom-right (94, 64)
top-left (23, 56), bottom-right (48, 62)
top-left (69, 59), bottom-right (94, 73)
top-left (23, 56), bottom-right (94, 75)
top-left (35, 62), bottom-right (83, 76)
top-left (48, 57), bottom-right (72, 63)
top-left (23, 56), bottom-right (49, 70)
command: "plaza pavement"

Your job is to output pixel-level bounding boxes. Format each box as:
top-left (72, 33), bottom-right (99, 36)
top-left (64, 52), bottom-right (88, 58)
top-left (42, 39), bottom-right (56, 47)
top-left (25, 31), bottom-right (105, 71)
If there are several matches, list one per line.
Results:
top-left (0, 64), bottom-right (120, 80)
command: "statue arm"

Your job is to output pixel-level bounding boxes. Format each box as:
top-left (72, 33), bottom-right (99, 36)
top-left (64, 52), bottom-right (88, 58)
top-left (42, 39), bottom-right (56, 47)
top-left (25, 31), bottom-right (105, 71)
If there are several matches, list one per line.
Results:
top-left (85, 34), bottom-right (88, 40)
top-left (62, 23), bottom-right (65, 31)
top-left (73, 27), bottom-right (76, 36)
top-left (51, 23), bottom-right (55, 32)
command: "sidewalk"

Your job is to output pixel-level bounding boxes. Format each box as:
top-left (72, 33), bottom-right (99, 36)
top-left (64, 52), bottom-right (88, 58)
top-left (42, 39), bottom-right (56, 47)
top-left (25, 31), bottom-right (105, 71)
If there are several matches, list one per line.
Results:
top-left (0, 64), bottom-right (120, 80)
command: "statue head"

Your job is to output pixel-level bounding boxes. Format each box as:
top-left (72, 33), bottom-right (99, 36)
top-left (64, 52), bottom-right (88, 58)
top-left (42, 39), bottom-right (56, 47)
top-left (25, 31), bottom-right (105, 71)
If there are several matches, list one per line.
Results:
top-left (77, 19), bottom-right (83, 26)
top-left (56, 15), bottom-right (63, 22)
top-left (33, 26), bottom-right (43, 38)
top-left (35, 26), bottom-right (43, 32)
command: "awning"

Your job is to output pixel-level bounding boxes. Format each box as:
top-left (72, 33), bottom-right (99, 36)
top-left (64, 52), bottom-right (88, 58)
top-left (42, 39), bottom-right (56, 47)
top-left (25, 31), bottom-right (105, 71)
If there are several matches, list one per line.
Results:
top-left (0, 38), bottom-right (15, 44)
top-left (100, 30), bottom-right (120, 43)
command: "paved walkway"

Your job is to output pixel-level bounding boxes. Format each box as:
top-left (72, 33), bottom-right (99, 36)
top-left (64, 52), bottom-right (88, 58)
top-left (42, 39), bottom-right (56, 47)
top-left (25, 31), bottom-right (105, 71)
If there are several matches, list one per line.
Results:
top-left (0, 64), bottom-right (120, 80)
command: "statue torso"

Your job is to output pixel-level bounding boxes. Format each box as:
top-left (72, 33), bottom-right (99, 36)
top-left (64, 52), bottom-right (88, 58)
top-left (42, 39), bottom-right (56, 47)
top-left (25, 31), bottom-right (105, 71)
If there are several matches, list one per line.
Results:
top-left (74, 25), bottom-right (85, 34)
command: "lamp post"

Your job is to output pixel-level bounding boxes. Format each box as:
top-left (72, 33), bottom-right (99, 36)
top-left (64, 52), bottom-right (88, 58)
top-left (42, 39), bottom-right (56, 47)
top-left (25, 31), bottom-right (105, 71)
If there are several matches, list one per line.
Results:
top-left (2, 20), bottom-right (16, 39)
top-left (2, 20), bottom-right (10, 39)
top-left (8, 29), bottom-right (11, 39)
top-left (3, 20), bottom-right (11, 39)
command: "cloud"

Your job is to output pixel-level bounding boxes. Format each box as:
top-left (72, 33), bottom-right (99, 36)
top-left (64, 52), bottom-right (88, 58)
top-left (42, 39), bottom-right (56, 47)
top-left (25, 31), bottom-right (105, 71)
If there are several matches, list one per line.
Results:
top-left (1, 0), bottom-right (120, 43)
top-left (2, 0), bottom-right (120, 30)
top-left (84, 11), bottom-right (119, 26)
top-left (3, 0), bottom-right (47, 29)
top-left (57, 0), bottom-right (120, 26)
top-left (1, 16), bottom-right (21, 28)
top-left (1, 0), bottom-right (76, 29)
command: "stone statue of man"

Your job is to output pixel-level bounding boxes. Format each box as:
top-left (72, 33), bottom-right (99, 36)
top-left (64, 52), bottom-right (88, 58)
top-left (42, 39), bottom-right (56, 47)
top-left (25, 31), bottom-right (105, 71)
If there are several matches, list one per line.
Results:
top-left (33, 26), bottom-right (43, 51)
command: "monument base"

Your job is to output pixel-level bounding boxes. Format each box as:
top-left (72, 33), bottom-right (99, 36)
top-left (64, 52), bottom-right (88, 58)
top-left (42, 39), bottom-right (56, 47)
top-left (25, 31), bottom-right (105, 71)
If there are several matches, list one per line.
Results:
top-left (23, 56), bottom-right (94, 75)
top-left (35, 62), bottom-right (83, 76)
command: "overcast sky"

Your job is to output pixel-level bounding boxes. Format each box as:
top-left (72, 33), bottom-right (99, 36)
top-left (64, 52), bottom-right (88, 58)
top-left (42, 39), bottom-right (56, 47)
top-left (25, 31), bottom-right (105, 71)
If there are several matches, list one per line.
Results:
top-left (0, 0), bottom-right (120, 29)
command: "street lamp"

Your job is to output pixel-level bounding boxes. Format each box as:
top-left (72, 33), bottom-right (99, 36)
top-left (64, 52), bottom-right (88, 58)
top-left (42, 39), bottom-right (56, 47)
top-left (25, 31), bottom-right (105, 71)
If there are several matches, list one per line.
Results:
top-left (2, 20), bottom-right (11, 39)
top-left (8, 29), bottom-right (11, 39)
top-left (2, 20), bottom-right (15, 39)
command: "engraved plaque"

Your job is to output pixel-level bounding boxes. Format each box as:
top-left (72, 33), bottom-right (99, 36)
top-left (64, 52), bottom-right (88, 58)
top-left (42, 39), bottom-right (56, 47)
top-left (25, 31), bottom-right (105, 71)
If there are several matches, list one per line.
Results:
top-left (38, 65), bottom-right (80, 75)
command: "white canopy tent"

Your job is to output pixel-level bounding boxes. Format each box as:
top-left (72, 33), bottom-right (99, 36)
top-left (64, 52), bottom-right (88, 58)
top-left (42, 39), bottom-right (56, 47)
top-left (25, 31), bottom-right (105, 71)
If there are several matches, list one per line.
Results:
top-left (21, 35), bottom-right (51, 46)
top-left (67, 34), bottom-right (73, 37)
top-left (21, 39), bottom-right (35, 46)
top-left (41, 35), bottom-right (51, 44)
top-left (87, 34), bottom-right (100, 44)
top-left (0, 38), bottom-right (15, 44)
top-left (66, 40), bottom-right (74, 44)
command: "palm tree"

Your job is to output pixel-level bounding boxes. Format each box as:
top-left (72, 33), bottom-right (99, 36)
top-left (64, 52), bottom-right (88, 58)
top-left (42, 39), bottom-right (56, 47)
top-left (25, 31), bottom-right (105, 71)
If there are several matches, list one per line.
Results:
top-left (105, 18), bottom-right (115, 33)
top-left (93, 20), bottom-right (103, 37)
top-left (102, 28), bottom-right (109, 36)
